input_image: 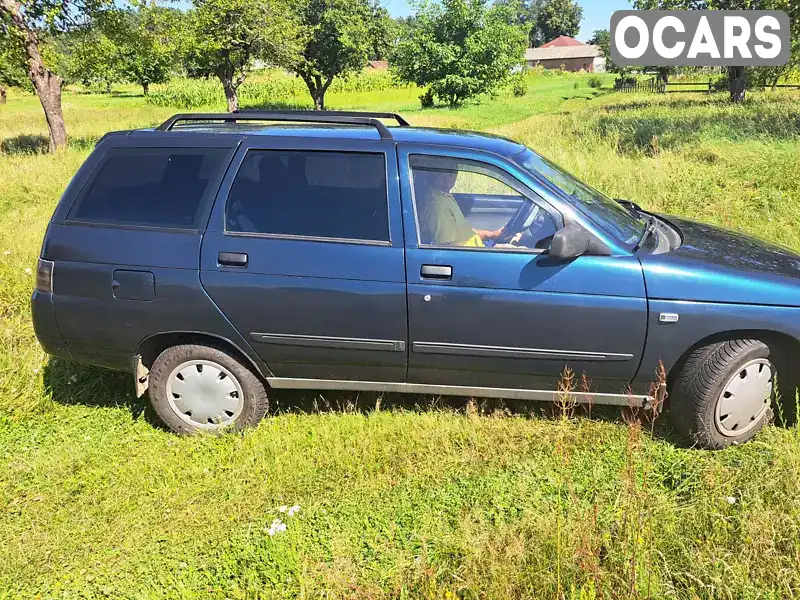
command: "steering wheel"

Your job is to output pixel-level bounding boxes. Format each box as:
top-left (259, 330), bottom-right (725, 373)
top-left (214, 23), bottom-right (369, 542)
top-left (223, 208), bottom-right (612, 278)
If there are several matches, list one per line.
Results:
top-left (496, 202), bottom-right (541, 245)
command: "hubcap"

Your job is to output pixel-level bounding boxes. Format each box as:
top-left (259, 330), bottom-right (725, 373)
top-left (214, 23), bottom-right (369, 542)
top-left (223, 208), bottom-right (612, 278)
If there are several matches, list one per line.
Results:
top-left (165, 359), bottom-right (244, 429)
top-left (715, 358), bottom-right (773, 437)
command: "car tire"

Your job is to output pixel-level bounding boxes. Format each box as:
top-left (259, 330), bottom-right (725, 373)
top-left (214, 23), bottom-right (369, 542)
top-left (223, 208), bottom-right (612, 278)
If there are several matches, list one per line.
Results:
top-left (148, 343), bottom-right (268, 434)
top-left (670, 339), bottom-right (775, 449)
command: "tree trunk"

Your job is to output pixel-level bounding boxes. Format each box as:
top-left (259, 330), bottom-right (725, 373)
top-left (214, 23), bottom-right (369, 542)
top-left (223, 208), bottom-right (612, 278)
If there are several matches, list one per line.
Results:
top-left (313, 75), bottom-right (324, 110)
top-left (220, 75), bottom-right (239, 112)
top-left (728, 66), bottom-right (746, 103)
top-left (0, 0), bottom-right (67, 151)
top-left (312, 90), bottom-right (324, 110)
top-left (0, 87), bottom-right (6, 104)
top-left (142, 82), bottom-right (149, 96)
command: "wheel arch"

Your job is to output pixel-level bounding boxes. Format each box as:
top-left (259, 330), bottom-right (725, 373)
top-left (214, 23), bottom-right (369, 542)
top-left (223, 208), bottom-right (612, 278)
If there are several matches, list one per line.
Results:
top-left (667, 329), bottom-right (800, 390)
top-left (135, 331), bottom-right (272, 395)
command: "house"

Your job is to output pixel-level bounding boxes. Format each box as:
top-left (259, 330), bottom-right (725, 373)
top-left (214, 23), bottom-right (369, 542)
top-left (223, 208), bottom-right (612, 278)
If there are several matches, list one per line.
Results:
top-left (524, 36), bottom-right (605, 72)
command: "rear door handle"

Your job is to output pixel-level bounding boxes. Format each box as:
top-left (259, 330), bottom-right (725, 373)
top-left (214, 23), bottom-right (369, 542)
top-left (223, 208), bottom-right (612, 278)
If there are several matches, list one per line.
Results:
top-left (420, 264), bottom-right (452, 280)
top-left (218, 252), bottom-right (248, 267)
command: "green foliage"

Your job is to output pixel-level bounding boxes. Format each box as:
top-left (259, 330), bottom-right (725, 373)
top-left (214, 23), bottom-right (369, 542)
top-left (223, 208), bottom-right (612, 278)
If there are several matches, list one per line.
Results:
top-left (587, 74), bottom-right (602, 89)
top-left (104, 7), bottom-right (179, 95)
top-left (588, 28), bottom-right (626, 75)
top-left (0, 16), bottom-right (32, 92)
top-left (393, 0), bottom-right (527, 107)
top-left (510, 71), bottom-right (527, 96)
top-left (62, 26), bottom-right (121, 92)
top-left (283, 0), bottom-right (383, 109)
top-left (185, 0), bottom-right (297, 110)
top-left (529, 0), bottom-right (582, 47)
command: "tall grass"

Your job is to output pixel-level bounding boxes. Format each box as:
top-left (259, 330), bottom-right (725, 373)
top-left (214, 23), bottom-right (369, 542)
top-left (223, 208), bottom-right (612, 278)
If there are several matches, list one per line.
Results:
top-left (146, 69), bottom-right (410, 109)
top-left (1, 75), bottom-right (800, 598)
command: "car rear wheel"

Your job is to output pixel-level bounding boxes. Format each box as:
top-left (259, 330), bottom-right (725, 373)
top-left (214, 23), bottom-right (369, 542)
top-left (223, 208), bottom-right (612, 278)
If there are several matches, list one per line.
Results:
top-left (148, 344), bottom-right (268, 434)
top-left (670, 339), bottom-right (775, 449)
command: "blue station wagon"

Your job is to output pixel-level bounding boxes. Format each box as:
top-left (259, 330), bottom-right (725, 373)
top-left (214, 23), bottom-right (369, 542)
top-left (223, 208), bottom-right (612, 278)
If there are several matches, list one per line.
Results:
top-left (31, 111), bottom-right (800, 449)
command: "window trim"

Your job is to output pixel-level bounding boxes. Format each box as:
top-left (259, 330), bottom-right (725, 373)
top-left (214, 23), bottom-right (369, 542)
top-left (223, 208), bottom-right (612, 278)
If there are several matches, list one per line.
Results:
top-left (223, 148), bottom-right (393, 245)
top-left (65, 146), bottom-right (232, 232)
top-left (408, 154), bottom-right (562, 254)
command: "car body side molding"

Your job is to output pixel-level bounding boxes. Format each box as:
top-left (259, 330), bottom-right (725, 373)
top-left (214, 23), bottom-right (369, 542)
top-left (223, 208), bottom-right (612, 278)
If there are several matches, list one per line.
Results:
top-left (250, 332), bottom-right (406, 352)
top-left (266, 377), bottom-right (653, 407)
top-left (411, 341), bottom-right (633, 362)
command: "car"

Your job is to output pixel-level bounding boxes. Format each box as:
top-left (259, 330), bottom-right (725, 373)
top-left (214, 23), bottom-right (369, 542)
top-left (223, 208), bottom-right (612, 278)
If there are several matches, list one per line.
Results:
top-left (31, 110), bottom-right (800, 448)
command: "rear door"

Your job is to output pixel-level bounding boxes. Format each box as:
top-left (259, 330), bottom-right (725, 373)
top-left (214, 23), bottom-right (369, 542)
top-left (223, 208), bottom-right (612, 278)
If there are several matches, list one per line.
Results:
top-left (200, 136), bottom-right (408, 383)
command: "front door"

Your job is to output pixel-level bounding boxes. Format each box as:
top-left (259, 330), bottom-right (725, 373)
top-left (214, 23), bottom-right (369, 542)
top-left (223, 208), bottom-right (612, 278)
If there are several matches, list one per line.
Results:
top-left (201, 137), bottom-right (407, 383)
top-left (399, 145), bottom-right (648, 393)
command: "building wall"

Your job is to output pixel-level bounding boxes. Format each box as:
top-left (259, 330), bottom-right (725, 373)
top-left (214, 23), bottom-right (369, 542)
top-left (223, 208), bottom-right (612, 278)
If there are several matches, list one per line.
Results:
top-left (526, 58), bottom-right (596, 72)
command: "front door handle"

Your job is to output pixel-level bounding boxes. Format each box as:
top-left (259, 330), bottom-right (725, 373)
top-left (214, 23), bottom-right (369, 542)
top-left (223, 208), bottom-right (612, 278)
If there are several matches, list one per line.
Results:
top-left (420, 264), bottom-right (452, 280)
top-left (218, 252), bottom-right (248, 267)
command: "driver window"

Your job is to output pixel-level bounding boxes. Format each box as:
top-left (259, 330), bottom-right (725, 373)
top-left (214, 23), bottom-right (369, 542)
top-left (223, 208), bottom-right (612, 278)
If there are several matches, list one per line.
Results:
top-left (410, 155), bottom-right (558, 250)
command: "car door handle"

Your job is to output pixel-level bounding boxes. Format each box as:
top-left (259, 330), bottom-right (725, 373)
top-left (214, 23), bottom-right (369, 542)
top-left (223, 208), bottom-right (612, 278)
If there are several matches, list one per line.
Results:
top-left (218, 252), bottom-right (248, 267)
top-left (420, 264), bottom-right (452, 279)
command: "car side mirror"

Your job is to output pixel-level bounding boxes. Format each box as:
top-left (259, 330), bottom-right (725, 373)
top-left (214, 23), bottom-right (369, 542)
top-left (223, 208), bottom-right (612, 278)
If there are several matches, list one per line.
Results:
top-left (549, 223), bottom-right (611, 260)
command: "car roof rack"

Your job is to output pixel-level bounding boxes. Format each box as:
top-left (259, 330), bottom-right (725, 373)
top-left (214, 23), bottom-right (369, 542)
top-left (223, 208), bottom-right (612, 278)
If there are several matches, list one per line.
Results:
top-left (156, 110), bottom-right (410, 140)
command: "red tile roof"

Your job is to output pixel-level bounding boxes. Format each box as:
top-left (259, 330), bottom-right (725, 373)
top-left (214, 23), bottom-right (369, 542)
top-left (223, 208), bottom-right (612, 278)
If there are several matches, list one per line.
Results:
top-left (541, 36), bottom-right (585, 48)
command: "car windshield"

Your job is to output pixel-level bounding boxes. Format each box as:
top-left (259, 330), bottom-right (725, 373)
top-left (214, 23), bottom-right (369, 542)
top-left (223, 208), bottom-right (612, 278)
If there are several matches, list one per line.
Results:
top-left (515, 148), bottom-right (646, 246)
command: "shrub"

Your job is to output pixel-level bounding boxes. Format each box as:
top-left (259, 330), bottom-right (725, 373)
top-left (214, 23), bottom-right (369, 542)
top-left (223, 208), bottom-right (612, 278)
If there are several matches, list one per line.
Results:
top-left (419, 88), bottom-right (435, 108)
top-left (509, 73), bottom-right (527, 97)
top-left (587, 75), bottom-right (603, 89)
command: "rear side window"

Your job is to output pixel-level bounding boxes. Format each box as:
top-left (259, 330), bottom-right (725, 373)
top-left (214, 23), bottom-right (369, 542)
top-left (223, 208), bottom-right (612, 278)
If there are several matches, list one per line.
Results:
top-left (68, 147), bottom-right (228, 228)
top-left (226, 150), bottom-right (389, 242)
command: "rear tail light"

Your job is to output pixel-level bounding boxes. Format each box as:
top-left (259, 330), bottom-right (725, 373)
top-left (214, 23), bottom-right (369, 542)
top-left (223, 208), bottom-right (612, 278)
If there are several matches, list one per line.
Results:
top-left (36, 258), bottom-right (54, 293)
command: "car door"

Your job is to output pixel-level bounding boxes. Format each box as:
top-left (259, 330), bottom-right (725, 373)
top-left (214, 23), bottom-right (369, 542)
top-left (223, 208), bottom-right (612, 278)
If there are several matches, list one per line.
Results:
top-left (200, 136), bottom-right (407, 383)
top-left (399, 145), bottom-right (648, 394)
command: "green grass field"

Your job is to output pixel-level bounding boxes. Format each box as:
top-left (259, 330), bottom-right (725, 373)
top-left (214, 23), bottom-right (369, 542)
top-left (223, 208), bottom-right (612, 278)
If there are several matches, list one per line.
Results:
top-left (2, 73), bottom-right (800, 599)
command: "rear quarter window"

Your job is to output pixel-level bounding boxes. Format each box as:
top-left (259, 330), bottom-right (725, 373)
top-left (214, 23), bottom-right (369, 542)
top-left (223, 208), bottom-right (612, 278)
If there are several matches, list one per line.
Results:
top-left (67, 147), bottom-right (229, 229)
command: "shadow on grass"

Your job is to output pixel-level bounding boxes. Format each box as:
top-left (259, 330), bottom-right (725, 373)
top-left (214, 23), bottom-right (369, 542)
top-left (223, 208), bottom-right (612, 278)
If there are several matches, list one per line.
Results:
top-left (43, 358), bottom-right (150, 421)
top-left (1, 134), bottom-right (99, 155)
top-left (43, 357), bottom-right (682, 444)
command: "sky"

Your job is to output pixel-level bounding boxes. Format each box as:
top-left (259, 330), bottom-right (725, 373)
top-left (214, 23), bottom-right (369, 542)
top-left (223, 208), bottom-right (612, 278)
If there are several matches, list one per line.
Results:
top-left (384, 0), bottom-right (633, 43)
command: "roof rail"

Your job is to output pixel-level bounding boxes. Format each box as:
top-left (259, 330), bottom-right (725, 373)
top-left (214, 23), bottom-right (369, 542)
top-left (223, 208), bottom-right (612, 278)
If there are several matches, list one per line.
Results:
top-left (155, 110), bottom-right (410, 140)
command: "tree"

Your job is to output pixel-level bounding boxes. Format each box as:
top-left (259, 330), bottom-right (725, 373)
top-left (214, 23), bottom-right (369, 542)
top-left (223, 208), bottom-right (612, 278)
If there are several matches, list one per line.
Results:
top-left (187, 0), bottom-right (296, 112)
top-left (63, 26), bottom-right (121, 93)
top-left (0, 16), bottom-right (32, 103)
top-left (393, 0), bottom-right (527, 107)
top-left (108, 6), bottom-right (177, 96)
top-left (529, 0), bottom-right (582, 47)
top-left (283, 0), bottom-right (378, 110)
top-left (587, 28), bottom-right (625, 74)
top-left (0, 0), bottom-right (110, 150)
top-left (366, 3), bottom-right (394, 61)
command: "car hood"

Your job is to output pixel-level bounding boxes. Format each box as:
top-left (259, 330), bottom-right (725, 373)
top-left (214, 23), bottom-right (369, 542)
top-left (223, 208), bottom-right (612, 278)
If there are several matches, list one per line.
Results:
top-left (640, 215), bottom-right (800, 307)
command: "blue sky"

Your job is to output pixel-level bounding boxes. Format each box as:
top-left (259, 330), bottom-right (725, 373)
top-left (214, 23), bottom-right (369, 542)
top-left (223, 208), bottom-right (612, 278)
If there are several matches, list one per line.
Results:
top-left (385, 0), bottom-right (633, 42)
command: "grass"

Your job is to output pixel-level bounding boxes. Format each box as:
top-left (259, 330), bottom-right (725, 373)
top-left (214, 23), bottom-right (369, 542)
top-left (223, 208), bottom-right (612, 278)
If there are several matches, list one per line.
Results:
top-left (2, 72), bottom-right (800, 599)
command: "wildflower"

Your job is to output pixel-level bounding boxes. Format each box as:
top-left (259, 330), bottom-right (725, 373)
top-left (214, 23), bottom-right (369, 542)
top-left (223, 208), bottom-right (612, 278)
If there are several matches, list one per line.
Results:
top-left (266, 518), bottom-right (287, 536)
top-left (24, 268), bottom-right (32, 275)
top-left (32, 368), bottom-right (39, 374)
top-left (287, 504), bottom-right (300, 517)
top-left (726, 496), bottom-right (737, 505)
top-left (3, 250), bottom-right (10, 255)
top-left (278, 505), bottom-right (288, 513)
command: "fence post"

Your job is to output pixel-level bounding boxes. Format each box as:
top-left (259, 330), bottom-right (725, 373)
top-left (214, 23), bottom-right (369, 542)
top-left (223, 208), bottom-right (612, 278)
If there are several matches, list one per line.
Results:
top-left (708, 78), bottom-right (712, 94)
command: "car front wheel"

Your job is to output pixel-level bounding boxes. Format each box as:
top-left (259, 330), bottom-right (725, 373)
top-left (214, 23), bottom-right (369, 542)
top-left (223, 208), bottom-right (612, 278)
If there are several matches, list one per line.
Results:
top-left (148, 343), bottom-right (269, 434)
top-left (670, 339), bottom-right (776, 449)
